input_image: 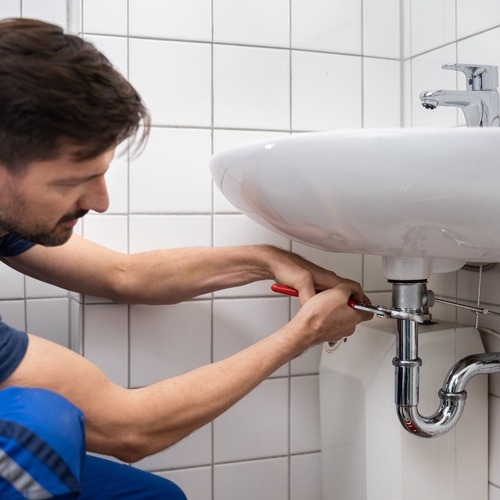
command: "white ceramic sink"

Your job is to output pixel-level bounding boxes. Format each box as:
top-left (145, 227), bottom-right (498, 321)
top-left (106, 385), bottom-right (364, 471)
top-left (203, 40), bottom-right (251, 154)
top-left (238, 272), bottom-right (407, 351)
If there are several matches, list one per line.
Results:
top-left (210, 127), bottom-right (500, 280)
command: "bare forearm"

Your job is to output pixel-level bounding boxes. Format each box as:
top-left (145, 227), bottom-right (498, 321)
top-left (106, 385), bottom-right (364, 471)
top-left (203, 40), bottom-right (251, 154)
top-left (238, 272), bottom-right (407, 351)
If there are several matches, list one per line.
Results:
top-left (116, 245), bottom-right (277, 304)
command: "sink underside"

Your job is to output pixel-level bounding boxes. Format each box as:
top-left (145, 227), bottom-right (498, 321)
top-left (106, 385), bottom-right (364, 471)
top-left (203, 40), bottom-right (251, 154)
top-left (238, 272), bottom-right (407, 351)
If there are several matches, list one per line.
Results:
top-left (210, 127), bottom-right (500, 279)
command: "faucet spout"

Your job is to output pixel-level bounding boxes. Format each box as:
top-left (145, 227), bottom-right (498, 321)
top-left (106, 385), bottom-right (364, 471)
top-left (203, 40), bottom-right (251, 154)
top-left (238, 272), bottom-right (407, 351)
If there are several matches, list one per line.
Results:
top-left (419, 89), bottom-right (499, 127)
top-left (419, 63), bottom-right (500, 126)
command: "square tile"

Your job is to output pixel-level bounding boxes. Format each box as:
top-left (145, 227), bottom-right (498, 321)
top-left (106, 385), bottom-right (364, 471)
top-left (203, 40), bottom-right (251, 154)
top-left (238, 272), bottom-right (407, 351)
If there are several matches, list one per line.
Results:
top-left (490, 396), bottom-right (500, 487)
top-left (291, 0), bottom-right (361, 54)
top-left (0, 263), bottom-right (24, 299)
top-left (457, 0), bottom-right (500, 39)
top-left (129, 0), bottom-right (211, 41)
top-left (291, 51), bottom-right (362, 131)
top-left (159, 466), bottom-right (212, 500)
top-left (130, 302), bottom-right (212, 386)
top-left (27, 298), bottom-right (70, 347)
top-left (363, 0), bottom-right (400, 58)
top-left (129, 39), bottom-right (211, 127)
top-left (214, 0), bottom-right (289, 47)
top-left (129, 215), bottom-right (211, 253)
top-left (291, 375), bottom-right (320, 453)
top-left (408, 0), bottom-right (456, 56)
top-left (83, 0), bottom-right (127, 36)
top-left (82, 214), bottom-right (128, 253)
top-left (213, 45), bottom-right (290, 130)
top-left (214, 458), bottom-right (288, 500)
top-left (213, 298), bottom-right (290, 377)
top-left (291, 453), bottom-right (321, 500)
top-left (363, 58), bottom-right (401, 128)
top-left (130, 128), bottom-right (212, 213)
top-left (0, 300), bottom-right (26, 332)
top-left (83, 303), bottom-right (129, 386)
top-left (0, 0), bottom-right (20, 18)
top-left (23, 0), bottom-right (68, 29)
top-left (214, 379), bottom-right (288, 462)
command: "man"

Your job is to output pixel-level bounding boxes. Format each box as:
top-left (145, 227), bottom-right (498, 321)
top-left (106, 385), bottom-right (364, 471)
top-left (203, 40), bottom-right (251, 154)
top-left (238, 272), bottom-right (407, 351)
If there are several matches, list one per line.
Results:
top-left (0, 18), bottom-right (372, 498)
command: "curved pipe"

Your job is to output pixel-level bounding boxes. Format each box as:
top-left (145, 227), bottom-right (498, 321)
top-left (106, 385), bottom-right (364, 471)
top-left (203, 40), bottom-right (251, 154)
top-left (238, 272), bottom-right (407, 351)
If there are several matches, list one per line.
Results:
top-left (394, 318), bottom-right (500, 437)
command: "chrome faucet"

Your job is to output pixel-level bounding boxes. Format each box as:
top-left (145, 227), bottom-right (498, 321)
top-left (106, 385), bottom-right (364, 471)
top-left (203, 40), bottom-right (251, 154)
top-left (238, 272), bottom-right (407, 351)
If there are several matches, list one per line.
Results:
top-left (420, 64), bottom-right (500, 127)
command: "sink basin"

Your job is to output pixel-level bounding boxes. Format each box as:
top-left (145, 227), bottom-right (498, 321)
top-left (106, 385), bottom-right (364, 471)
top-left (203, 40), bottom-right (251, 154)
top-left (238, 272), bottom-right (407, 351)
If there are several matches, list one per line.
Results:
top-left (210, 127), bottom-right (500, 280)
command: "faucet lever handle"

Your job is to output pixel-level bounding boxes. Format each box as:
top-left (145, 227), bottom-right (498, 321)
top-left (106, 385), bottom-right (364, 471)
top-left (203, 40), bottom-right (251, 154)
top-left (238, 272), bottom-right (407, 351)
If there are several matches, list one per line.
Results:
top-left (442, 63), bottom-right (499, 91)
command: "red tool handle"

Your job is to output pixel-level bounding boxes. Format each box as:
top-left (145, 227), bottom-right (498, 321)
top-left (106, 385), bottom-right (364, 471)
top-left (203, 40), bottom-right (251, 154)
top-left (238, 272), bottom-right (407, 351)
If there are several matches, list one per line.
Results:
top-left (271, 284), bottom-right (360, 310)
top-left (270, 284), bottom-right (299, 297)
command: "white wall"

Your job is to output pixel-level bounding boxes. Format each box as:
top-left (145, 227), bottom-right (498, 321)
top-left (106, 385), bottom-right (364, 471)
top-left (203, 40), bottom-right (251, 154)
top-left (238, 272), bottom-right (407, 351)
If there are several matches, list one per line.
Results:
top-left (3, 0), bottom-right (499, 499)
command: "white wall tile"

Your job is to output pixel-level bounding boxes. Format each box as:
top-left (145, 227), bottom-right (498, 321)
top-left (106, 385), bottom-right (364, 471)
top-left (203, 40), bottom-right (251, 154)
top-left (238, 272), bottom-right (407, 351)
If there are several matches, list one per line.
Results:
top-left (213, 298), bottom-right (289, 377)
top-left (0, 0), bottom-right (20, 18)
top-left (490, 396), bottom-right (500, 487)
top-left (457, 0), bottom-right (500, 40)
top-left (26, 298), bottom-right (69, 347)
top-left (363, 58), bottom-right (401, 128)
top-left (136, 424), bottom-right (212, 470)
top-left (129, 0), bottom-right (211, 42)
top-left (291, 51), bottom-right (362, 131)
top-left (213, 0), bottom-right (289, 47)
top-left (25, 277), bottom-right (67, 299)
top-left (291, 375), bottom-right (320, 453)
top-left (83, 0), bottom-right (127, 36)
top-left (129, 128), bottom-right (212, 213)
top-left (458, 28), bottom-right (500, 88)
top-left (213, 45), bottom-right (290, 130)
top-left (363, 0), bottom-right (400, 59)
top-left (23, 0), bottom-right (68, 29)
top-left (83, 303), bottom-right (128, 386)
top-left (159, 466), bottom-right (212, 500)
top-left (130, 302), bottom-right (212, 386)
top-left (291, 0), bottom-right (361, 55)
top-left (215, 458), bottom-right (288, 500)
top-left (129, 215), bottom-right (212, 253)
top-left (408, 0), bottom-right (456, 56)
top-left (0, 300), bottom-right (26, 331)
top-left (0, 263), bottom-right (24, 299)
top-left (490, 484), bottom-right (500, 500)
top-left (480, 330), bottom-right (500, 399)
top-left (129, 39), bottom-right (211, 127)
top-left (106, 143), bottom-right (129, 215)
top-left (291, 453), bottom-right (321, 500)
top-left (214, 379), bottom-right (288, 461)
top-left (82, 215), bottom-right (128, 253)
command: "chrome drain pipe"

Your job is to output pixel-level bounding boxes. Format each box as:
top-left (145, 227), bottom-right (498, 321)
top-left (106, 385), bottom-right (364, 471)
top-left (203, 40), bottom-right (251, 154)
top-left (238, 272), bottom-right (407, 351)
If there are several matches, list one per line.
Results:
top-left (391, 281), bottom-right (500, 437)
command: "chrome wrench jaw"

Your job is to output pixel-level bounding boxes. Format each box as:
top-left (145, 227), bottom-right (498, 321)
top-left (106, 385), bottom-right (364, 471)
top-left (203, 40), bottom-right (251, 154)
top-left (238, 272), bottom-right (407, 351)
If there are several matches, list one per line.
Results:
top-left (348, 300), bottom-right (425, 323)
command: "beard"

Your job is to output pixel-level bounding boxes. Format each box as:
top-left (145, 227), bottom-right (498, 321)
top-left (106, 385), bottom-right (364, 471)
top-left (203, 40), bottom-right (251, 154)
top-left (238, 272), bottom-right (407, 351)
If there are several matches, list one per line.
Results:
top-left (0, 209), bottom-right (88, 247)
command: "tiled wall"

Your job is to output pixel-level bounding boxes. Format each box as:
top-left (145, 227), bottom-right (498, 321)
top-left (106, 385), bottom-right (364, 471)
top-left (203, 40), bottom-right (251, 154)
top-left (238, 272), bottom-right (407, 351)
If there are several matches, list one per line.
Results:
top-left (404, 1), bottom-right (500, 498)
top-left (2, 0), bottom-right (499, 499)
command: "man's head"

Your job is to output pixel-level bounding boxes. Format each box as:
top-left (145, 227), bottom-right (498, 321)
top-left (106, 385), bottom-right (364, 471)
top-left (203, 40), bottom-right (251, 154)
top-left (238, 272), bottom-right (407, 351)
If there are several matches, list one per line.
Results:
top-left (0, 17), bottom-right (150, 170)
top-left (0, 18), bottom-right (150, 245)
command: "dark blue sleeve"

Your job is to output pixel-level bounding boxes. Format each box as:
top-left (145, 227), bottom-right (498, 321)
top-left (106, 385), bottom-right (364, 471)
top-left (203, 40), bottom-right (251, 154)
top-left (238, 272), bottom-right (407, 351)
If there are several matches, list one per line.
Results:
top-left (0, 234), bottom-right (36, 257)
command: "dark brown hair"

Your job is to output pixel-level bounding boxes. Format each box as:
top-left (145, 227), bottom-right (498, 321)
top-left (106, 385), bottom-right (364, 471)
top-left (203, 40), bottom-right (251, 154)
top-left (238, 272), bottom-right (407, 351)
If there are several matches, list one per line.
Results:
top-left (0, 18), bottom-right (150, 170)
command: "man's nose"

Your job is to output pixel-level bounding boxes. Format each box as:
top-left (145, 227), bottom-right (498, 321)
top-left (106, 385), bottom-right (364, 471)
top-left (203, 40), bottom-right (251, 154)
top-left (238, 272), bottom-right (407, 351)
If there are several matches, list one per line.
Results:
top-left (79, 177), bottom-right (110, 213)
